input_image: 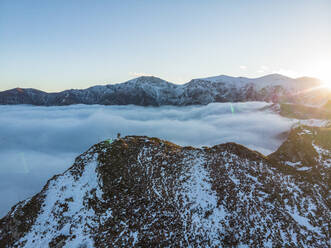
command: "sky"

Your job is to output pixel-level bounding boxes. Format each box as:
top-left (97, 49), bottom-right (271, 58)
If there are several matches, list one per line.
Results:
top-left (0, 102), bottom-right (298, 216)
top-left (0, 0), bottom-right (330, 91)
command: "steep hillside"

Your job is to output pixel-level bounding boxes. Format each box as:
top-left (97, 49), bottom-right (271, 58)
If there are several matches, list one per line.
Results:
top-left (279, 103), bottom-right (331, 119)
top-left (0, 131), bottom-right (330, 247)
top-left (269, 126), bottom-right (330, 193)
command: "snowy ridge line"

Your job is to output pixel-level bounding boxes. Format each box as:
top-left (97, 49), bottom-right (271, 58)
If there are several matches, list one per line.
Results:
top-left (0, 74), bottom-right (328, 106)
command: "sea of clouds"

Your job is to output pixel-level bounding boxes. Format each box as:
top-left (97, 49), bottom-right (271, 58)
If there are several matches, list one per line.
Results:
top-left (0, 102), bottom-right (297, 216)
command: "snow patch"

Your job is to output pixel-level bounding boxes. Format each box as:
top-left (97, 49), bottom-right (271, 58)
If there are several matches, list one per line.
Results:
top-left (177, 153), bottom-right (226, 246)
top-left (16, 155), bottom-right (104, 247)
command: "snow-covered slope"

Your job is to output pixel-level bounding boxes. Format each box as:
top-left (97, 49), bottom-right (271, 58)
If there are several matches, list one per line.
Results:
top-left (0, 74), bottom-right (329, 106)
top-left (1, 129), bottom-right (330, 247)
top-left (197, 74), bottom-right (293, 89)
top-left (199, 74), bottom-right (319, 90)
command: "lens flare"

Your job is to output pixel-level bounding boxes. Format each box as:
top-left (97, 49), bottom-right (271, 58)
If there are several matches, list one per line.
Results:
top-left (230, 104), bottom-right (235, 114)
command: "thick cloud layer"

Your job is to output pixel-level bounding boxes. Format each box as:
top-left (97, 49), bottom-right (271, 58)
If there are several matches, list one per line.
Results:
top-left (0, 102), bottom-right (295, 216)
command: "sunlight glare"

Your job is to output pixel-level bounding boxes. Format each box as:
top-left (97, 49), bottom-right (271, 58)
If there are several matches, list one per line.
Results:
top-left (311, 58), bottom-right (331, 88)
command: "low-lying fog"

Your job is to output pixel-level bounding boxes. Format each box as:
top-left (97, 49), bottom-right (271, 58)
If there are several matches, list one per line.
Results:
top-left (0, 102), bottom-right (296, 216)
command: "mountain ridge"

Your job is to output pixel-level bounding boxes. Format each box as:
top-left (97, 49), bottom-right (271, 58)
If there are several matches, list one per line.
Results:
top-left (1, 74), bottom-right (329, 106)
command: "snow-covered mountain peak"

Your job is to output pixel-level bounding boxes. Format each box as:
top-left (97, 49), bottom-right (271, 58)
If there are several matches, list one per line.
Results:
top-left (195, 74), bottom-right (251, 84)
top-left (123, 76), bottom-right (172, 86)
top-left (256, 73), bottom-right (292, 81)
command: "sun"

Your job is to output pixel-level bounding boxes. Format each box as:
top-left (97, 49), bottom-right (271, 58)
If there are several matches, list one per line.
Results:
top-left (322, 78), bottom-right (331, 89)
top-left (322, 81), bottom-right (331, 89)
top-left (309, 58), bottom-right (331, 88)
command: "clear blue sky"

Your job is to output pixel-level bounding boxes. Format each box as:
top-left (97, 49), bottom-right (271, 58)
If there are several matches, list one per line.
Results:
top-left (0, 0), bottom-right (330, 91)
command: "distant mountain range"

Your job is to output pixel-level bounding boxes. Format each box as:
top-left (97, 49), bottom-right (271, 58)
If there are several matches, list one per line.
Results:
top-left (1, 74), bottom-right (330, 106)
top-left (1, 125), bottom-right (330, 247)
